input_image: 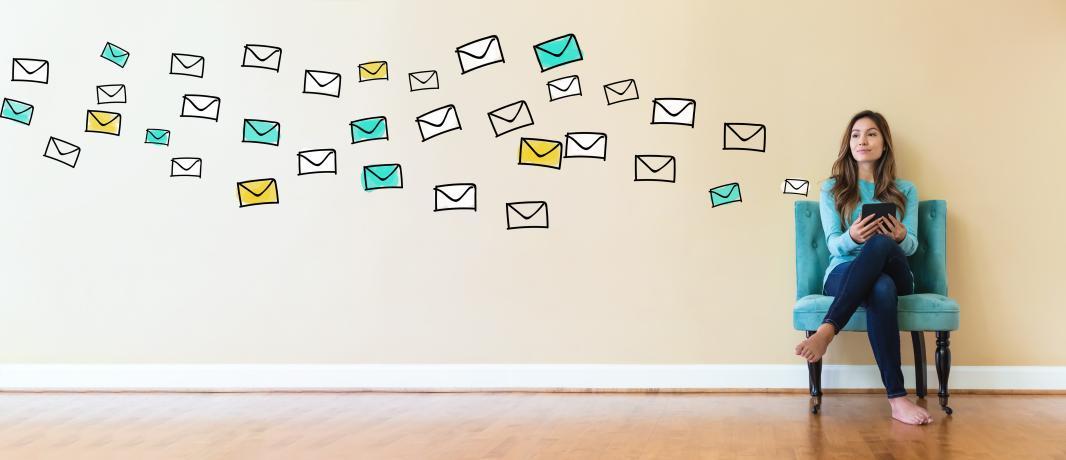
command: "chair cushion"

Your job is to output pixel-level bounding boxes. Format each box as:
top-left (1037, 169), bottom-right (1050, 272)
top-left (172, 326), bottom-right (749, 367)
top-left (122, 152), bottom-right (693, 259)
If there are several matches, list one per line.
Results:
top-left (793, 294), bottom-right (960, 332)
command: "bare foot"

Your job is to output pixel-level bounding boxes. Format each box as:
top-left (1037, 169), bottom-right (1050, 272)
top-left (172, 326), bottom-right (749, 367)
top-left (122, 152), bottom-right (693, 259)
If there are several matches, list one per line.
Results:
top-left (888, 397), bottom-right (933, 425)
top-left (795, 324), bottom-right (834, 363)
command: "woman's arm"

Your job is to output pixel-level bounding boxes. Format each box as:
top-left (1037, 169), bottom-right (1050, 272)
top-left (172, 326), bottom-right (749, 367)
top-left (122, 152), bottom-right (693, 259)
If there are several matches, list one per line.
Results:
top-left (819, 182), bottom-right (861, 257)
top-left (897, 182), bottom-right (919, 256)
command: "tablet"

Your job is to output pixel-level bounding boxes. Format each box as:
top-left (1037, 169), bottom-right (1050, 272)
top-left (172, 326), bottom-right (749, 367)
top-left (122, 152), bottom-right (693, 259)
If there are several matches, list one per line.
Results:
top-left (861, 203), bottom-right (897, 221)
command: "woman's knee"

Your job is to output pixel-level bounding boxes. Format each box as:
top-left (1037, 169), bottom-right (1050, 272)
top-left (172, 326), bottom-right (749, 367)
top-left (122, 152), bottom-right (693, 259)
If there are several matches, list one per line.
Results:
top-left (865, 234), bottom-right (896, 251)
top-left (867, 275), bottom-right (898, 311)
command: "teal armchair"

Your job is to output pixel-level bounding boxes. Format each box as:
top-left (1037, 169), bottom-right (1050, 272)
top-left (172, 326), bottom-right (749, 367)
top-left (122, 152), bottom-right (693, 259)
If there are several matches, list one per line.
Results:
top-left (793, 200), bottom-right (959, 415)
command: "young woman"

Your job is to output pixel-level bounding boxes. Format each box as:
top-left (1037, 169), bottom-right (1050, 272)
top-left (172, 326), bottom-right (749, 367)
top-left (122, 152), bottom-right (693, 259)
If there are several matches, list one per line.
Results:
top-left (794, 110), bottom-right (933, 425)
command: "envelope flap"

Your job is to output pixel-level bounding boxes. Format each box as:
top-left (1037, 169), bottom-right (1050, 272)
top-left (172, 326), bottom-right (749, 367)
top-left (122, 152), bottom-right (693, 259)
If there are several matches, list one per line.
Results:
top-left (48, 137), bottom-right (79, 155)
top-left (548, 76), bottom-right (578, 91)
top-left (637, 155), bottom-right (674, 173)
top-left (105, 43), bottom-right (128, 58)
top-left (507, 202), bottom-right (546, 220)
top-left (457, 36), bottom-right (499, 58)
top-left (239, 179), bottom-right (275, 197)
top-left (490, 101), bottom-right (528, 123)
top-left (418, 106), bottom-right (455, 127)
top-left (298, 149), bottom-right (335, 166)
top-left (726, 123), bottom-right (765, 141)
top-left (360, 62), bottom-right (386, 74)
top-left (245, 45), bottom-right (280, 61)
top-left (172, 158), bottom-right (201, 170)
top-left (173, 54), bottom-right (203, 68)
top-left (184, 96), bottom-right (219, 111)
top-left (307, 70), bottom-right (340, 86)
top-left (785, 179), bottom-right (808, 189)
top-left (4, 99), bottom-right (32, 114)
top-left (89, 111), bottom-right (119, 126)
top-left (535, 35), bottom-right (575, 57)
top-left (147, 129), bottom-right (169, 140)
top-left (435, 184), bottom-right (474, 202)
top-left (566, 133), bottom-right (605, 150)
top-left (352, 117), bottom-right (385, 133)
top-left (523, 139), bottom-right (561, 157)
top-left (410, 71), bottom-right (437, 83)
top-left (365, 165), bottom-right (399, 181)
top-left (245, 120), bottom-right (279, 136)
top-left (606, 80), bottom-right (635, 95)
top-left (15, 59), bottom-right (47, 74)
top-left (653, 99), bottom-right (695, 116)
top-left (711, 183), bottom-right (739, 198)
top-left (98, 85), bottom-right (125, 97)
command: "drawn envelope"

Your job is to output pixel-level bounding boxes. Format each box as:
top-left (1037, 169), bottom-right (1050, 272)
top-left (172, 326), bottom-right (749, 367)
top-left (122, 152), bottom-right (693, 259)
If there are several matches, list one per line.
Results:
top-left (434, 183), bottom-right (477, 211)
top-left (710, 182), bottom-right (742, 207)
top-left (12, 58), bottom-right (49, 84)
top-left (351, 116), bottom-right (388, 144)
top-left (456, 35), bottom-right (504, 74)
top-left (43, 136), bottom-right (80, 168)
top-left (96, 84), bottom-right (127, 104)
top-left (297, 149), bottom-right (337, 175)
top-left (488, 100), bottom-right (533, 137)
top-left (181, 94), bottom-right (221, 121)
top-left (242, 44), bottom-right (282, 71)
top-left (409, 70), bottom-right (439, 91)
top-left (564, 132), bottom-right (606, 159)
top-left (634, 155), bottom-right (675, 182)
top-left (170, 53), bottom-right (205, 78)
top-left (358, 61), bottom-right (388, 81)
top-left (518, 138), bottom-right (562, 169)
top-left (782, 178), bottom-right (810, 196)
top-left (170, 157), bottom-right (202, 178)
top-left (85, 110), bottom-right (121, 135)
top-left (237, 178), bottom-right (278, 207)
top-left (651, 98), bottom-right (696, 127)
top-left (505, 201), bottom-right (548, 229)
top-left (100, 42), bottom-right (129, 68)
top-left (303, 70), bottom-right (341, 97)
top-left (533, 33), bottom-right (582, 72)
top-left (1, 98), bottom-right (33, 125)
top-left (145, 129), bottom-right (170, 146)
top-left (723, 123), bottom-right (766, 152)
top-left (547, 75), bottom-right (581, 101)
top-left (416, 104), bottom-right (461, 141)
top-left (242, 119), bottom-right (280, 146)
top-left (604, 79), bottom-right (639, 105)
top-left (362, 164), bottom-right (403, 191)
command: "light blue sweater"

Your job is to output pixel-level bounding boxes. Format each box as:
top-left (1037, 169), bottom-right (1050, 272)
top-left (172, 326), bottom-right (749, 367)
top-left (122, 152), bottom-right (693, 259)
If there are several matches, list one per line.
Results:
top-left (819, 178), bottom-right (919, 289)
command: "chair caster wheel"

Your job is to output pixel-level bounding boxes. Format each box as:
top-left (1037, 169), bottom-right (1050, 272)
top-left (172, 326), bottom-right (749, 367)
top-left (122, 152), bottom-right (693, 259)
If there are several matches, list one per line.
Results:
top-left (942, 405), bottom-right (953, 415)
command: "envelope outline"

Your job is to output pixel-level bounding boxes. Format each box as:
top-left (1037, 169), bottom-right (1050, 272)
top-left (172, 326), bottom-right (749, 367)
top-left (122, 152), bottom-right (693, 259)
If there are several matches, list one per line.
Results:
top-left (710, 182), bottom-right (742, 207)
top-left (651, 98), bottom-right (696, 127)
top-left (145, 129), bottom-right (171, 145)
top-left (12, 58), bottom-right (49, 84)
top-left (96, 84), bottom-right (127, 104)
top-left (519, 138), bottom-right (562, 169)
top-left (547, 75), bottom-right (581, 101)
top-left (242, 119), bottom-right (280, 145)
top-left (358, 61), bottom-right (388, 81)
top-left (297, 149), bottom-right (337, 176)
top-left (783, 178), bottom-right (810, 196)
top-left (564, 132), bottom-right (607, 159)
top-left (1, 98), bottom-right (33, 125)
top-left (170, 53), bottom-right (205, 78)
top-left (604, 79), bottom-right (639, 105)
top-left (242, 44), bottom-right (282, 71)
top-left (455, 35), bottom-right (504, 74)
top-left (434, 183), bottom-right (477, 211)
top-left (408, 70), bottom-right (439, 91)
top-left (101, 42), bottom-right (129, 67)
top-left (85, 110), bottom-right (121, 135)
top-left (237, 178), bottom-right (279, 207)
top-left (488, 100), bottom-right (534, 137)
top-left (303, 70), bottom-right (342, 97)
top-left (533, 34), bottom-right (583, 71)
top-left (634, 155), bottom-right (676, 182)
top-left (350, 116), bottom-right (388, 143)
top-left (416, 104), bottom-right (462, 141)
top-left (43, 136), bottom-right (80, 168)
top-left (363, 164), bottom-right (403, 190)
top-left (505, 201), bottom-right (549, 229)
top-left (723, 123), bottom-right (767, 152)
top-left (180, 94), bottom-right (221, 121)
top-left (170, 157), bottom-right (202, 177)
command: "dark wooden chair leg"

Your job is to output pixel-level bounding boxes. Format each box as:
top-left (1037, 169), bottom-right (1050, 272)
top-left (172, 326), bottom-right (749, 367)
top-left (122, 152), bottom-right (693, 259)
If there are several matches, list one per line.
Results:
top-left (806, 331), bottom-right (823, 414)
top-left (911, 331), bottom-right (927, 398)
top-left (935, 331), bottom-right (954, 415)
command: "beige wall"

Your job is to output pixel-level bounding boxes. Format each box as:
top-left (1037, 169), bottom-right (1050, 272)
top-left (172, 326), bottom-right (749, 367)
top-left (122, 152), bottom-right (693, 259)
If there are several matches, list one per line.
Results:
top-left (1, 0), bottom-right (1063, 366)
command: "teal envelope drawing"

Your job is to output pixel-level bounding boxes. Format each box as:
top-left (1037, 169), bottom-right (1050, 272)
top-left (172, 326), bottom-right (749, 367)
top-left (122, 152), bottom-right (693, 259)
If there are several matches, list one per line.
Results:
top-left (351, 116), bottom-right (388, 144)
top-left (1, 98), bottom-right (33, 125)
top-left (101, 42), bottom-right (129, 68)
top-left (362, 164), bottom-right (403, 191)
top-left (533, 34), bottom-right (582, 72)
top-left (145, 129), bottom-right (170, 146)
top-left (710, 182), bottom-right (742, 207)
top-left (243, 119), bottom-right (280, 146)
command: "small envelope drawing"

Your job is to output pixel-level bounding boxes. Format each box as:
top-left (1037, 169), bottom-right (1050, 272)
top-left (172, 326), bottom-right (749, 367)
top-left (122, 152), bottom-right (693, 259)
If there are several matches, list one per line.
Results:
top-left (723, 123), bottom-right (766, 152)
top-left (651, 98), bottom-right (696, 127)
top-left (243, 119), bottom-right (280, 146)
top-left (710, 182), bottom-right (742, 207)
top-left (170, 157), bottom-right (202, 178)
top-left (434, 183), bottom-right (477, 211)
top-left (416, 104), bottom-right (461, 141)
top-left (297, 149), bottom-right (337, 176)
top-left (488, 100), bottom-right (534, 137)
top-left (86, 110), bottom-right (121, 135)
top-left (242, 44), bottom-right (282, 71)
top-left (96, 84), bottom-right (127, 104)
top-left (564, 132), bottom-right (607, 159)
top-left (170, 53), bottom-right (205, 78)
top-left (358, 61), bottom-right (388, 82)
top-left (506, 201), bottom-right (548, 229)
top-left (303, 70), bottom-right (342, 97)
top-left (100, 42), bottom-right (129, 68)
top-left (519, 138), bottom-right (562, 169)
top-left (456, 35), bottom-right (504, 74)
top-left (782, 178), bottom-right (810, 196)
top-left (604, 79), bottom-right (639, 105)
top-left (145, 129), bottom-right (170, 146)
top-left (409, 70), bottom-right (439, 92)
top-left (547, 75), bottom-right (581, 101)
top-left (12, 58), bottom-right (49, 84)
top-left (533, 33), bottom-right (582, 72)
top-left (237, 178), bottom-right (279, 207)
top-left (181, 94), bottom-right (221, 121)
top-left (1, 98), bottom-right (33, 125)
top-left (43, 136), bottom-right (80, 168)
top-left (351, 116), bottom-right (388, 144)
top-left (634, 155), bottom-right (675, 182)
top-left (362, 164), bottom-right (403, 191)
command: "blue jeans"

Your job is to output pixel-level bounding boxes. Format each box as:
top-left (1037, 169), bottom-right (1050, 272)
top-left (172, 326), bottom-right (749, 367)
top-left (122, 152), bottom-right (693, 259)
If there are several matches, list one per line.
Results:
top-left (822, 234), bottom-right (915, 399)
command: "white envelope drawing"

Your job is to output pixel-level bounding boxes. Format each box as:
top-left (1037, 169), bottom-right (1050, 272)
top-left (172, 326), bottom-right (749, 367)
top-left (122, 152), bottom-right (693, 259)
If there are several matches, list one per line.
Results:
top-left (303, 70), bottom-right (341, 97)
top-left (170, 157), bottom-right (202, 177)
top-left (43, 136), bottom-right (80, 168)
top-left (723, 123), bottom-right (767, 152)
top-left (604, 79), bottom-right (639, 105)
top-left (416, 104), bottom-right (461, 141)
top-left (506, 201), bottom-right (548, 229)
top-left (456, 35), bottom-right (504, 74)
top-left (96, 84), bottom-right (127, 104)
top-left (434, 183), bottom-right (477, 211)
top-left (181, 94), bottom-right (221, 121)
top-left (12, 58), bottom-right (49, 84)
top-left (242, 44), bottom-right (282, 71)
top-left (409, 70), bottom-right (439, 91)
top-left (564, 132), bottom-right (607, 159)
top-left (170, 53), bottom-right (205, 78)
top-left (487, 100), bottom-right (533, 137)
top-left (547, 75), bottom-right (581, 101)
top-left (651, 98), bottom-right (696, 127)
top-left (634, 155), bottom-right (676, 182)
top-left (782, 178), bottom-right (810, 196)
top-left (297, 149), bottom-right (337, 175)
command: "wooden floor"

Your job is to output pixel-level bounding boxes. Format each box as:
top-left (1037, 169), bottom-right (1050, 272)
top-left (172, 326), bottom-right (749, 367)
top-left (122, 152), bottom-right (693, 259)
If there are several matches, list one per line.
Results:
top-left (1, 392), bottom-right (1065, 459)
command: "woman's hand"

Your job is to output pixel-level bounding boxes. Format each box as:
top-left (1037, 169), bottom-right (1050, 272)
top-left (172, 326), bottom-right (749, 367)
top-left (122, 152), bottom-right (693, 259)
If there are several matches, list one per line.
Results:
top-left (878, 213), bottom-right (908, 242)
top-left (849, 213), bottom-right (883, 244)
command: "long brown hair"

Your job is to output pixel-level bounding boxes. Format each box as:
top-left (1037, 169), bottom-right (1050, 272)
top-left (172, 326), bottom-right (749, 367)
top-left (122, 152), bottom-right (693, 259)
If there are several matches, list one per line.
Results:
top-left (830, 110), bottom-right (907, 230)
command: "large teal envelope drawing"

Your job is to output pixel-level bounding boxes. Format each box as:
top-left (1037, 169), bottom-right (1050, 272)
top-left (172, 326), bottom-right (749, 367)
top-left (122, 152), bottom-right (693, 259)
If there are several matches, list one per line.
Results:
top-left (362, 164), bottom-right (402, 191)
top-left (710, 182), bottom-right (742, 207)
top-left (101, 42), bottom-right (129, 68)
top-left (1, 98), bottom-right (33, 125)
top-left (243, 119), bottom-right (280, 145)
top-left (145, 129), bottom-right (170, 146)
top-left (534, 34), bottom-right (582, 72)
top-left (351, 117), bottom-right (388, 144)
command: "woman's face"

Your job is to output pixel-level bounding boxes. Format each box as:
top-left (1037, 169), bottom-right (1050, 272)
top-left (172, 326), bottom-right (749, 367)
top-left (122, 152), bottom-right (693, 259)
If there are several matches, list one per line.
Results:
top-left (849, 117), bottom-right (883, 163)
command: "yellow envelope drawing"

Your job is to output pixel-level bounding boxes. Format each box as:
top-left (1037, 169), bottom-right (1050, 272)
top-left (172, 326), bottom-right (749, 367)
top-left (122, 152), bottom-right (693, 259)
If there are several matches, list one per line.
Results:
top-left (85, 110), bottom-right (121, 135)
top-left (519, 138), bottom-right (562, 169)
top-left (359, 61), bottom-right (388, 81)
top-left (237, 178), bottom-right (279, 207)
